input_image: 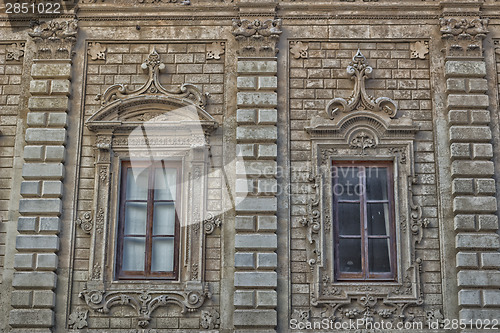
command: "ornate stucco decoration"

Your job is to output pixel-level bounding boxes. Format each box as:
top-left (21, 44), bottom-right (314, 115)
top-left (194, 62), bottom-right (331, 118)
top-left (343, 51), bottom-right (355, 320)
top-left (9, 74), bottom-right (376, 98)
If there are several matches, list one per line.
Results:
top-left (76, 211), bottom-right (93, 234)
top-left (440, 17), bottom-right (488, 57)
top-left (6, 42), bottom-right (24, 61)
top-left (68, 308), bottom-right (88, 329)
top-left (206, 42), bottom-right (225, 60)
top-left (203, 213), bottom-right (222, 235)
top-left (29, 19), bottom-right (78, 59)
top-left (326, 50), bottom-right (397, 121)
top-left (88, 42), bottom-right (106, 61)
top-left (290, 41), bottom-right (308, 59)
top-left (232, 18), bottom-right (282, 56)
top-left (200, 309), bottom-right (220, 329)
top-left (79, 282), bottom-right (211, 328)
top-left (410, 41), bottom-right (429, 60)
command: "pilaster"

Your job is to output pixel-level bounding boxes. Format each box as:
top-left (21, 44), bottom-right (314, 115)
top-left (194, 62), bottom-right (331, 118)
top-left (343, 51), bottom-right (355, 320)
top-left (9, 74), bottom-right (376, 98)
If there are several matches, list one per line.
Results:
top-left (9, 18), bottom-right (77, 331)
top-left (440, 14), bottom-right (500, 322)
top-left (232, 8), bottom-right (281, 331)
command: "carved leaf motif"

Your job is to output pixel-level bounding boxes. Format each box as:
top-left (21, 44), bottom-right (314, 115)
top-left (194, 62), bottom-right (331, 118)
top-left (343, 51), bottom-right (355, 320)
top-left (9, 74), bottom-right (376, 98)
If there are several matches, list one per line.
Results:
top-left (290, 41), bottom-right (308, 59)
top-left (200, 309), bottom-right (220, 329)
top-left (410, 41), bottom-right (429, 60)
top-left (204, 213), bottom-right (222, 234)
top-left (76, 212), bottom-right (93, 234)
top-left (68, 308), bottom-right (88, 329)
top-left (206, 42), bottom-right (225, 60)
top-left (29, 19), bottom-right (78, 59)
top-left (349, 131), bottom-right (376, 155)
top-left (88, 42), bottom-right (107, 61)
top-left (6, 42), bottom-right (25, 61)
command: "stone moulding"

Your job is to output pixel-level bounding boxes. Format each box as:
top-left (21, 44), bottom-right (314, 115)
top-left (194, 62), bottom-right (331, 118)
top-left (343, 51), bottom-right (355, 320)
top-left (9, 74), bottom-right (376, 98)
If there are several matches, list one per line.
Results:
top-left (326, 50), bottom-right (397, 121)
top-left (79, 282), bottom-right (211, 328)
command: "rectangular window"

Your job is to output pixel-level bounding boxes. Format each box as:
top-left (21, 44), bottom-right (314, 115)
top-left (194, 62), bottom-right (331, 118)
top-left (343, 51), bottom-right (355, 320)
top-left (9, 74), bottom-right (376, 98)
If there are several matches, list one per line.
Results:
top-left (332, 161), bottom-right (396, 281)
top-left (117, 160), bottom-right (181, 279)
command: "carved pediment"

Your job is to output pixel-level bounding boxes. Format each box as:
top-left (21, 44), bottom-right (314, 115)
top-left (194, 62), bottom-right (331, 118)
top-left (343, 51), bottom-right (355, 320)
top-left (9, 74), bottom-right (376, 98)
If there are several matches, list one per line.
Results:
top-left (86, 48), bottom-right (217, 133)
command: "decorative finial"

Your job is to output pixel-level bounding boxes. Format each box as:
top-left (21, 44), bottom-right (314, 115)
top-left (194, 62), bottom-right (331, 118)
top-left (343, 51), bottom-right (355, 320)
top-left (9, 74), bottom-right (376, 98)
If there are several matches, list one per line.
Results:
top-left (141, 48), bottom-right (165, 71)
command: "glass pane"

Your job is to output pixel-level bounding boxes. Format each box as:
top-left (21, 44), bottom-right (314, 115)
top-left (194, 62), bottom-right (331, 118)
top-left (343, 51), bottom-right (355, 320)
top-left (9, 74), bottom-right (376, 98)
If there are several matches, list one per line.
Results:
top-left (367, 203), bottom-right (390, 236)
top-left (366, 167), bottom-right (388, 200)
top-left (126, 166), bottom-right (149, 200)
top-left (151, 237), bottom-right (174, 272)
top-left (338, 238), bottom-right (362, 273)
top-left (153, 203), bottom-right (176, 235)
top-left (154, 167), bottom-right (177, 200)
top-left (333, 167), bottom-right (360, 200)
top-left (368, 238), bottom-right (391, 273)
top-left (338, 203), bottom-right (361, 235)
top-left (124, 202), bottom-right (147, 235)
top-left (122, 237), bottom-right (146, 271)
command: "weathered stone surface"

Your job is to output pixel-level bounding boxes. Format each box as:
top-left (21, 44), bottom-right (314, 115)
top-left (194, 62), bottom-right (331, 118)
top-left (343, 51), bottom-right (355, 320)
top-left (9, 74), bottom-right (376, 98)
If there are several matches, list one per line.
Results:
top-left (237, 61), bottom-right (277, 74)
top-left (237, 92), bottom-right (277, 107)
top-left (233, 309), bottom-right (277, 327)
top-left (234, 272), bottom-right (277, 287)
top-left (19, 199), bottom-right (62, 215)
top-left (235, 197), bottom-right (277, 213)
top-left (28, 97), bottom-right (68, 111)
top-left (9, 309), bottom-right (54, 327)
top-left (449, 126), bottom-right (491, 142)
top-left (457, 271), bottom-right (500, 287)
top-left (22, 163), bottom-right (64, 180)
top-left (445, 61), bottom-right (486, 78)
top-left (12, 272), bottom-right (57, 289)
top-left (235, 234), bottom-right (277, 250)
top-left (456, 233), bottom-right (500, 249)
top-left (453, 196), bottom-right (497, 213)
top-left (31, 63), bottom-right (71, 79)
top-left (16, 235), bottom-right (59, 252)
top-left (25, 129), bottom-right (66, 145)
top-left (451, 161), bottom-right (494, 177)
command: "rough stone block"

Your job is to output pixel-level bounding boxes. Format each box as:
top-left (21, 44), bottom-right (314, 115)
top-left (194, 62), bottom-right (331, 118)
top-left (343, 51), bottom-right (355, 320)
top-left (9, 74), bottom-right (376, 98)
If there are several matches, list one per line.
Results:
top-left (32, 290), bottom-right (56, 308)
top-left (257, 216), bottom-right (277, 231)
top-left (472, 143), bottom-right (493, 159)
top-left (14, 253), bottom-right (35, 270)
top-left (25, 129), bottom-right (66, 145)
top-left (236, 179), bottom-right (253, 193)
top-left (235, 197), bottom-right (277, 213)
top-left (237, 92), bottom-right (277, 107)
top-left (460, 309), bottom-right (500, 321)
top-left (236, 160), bottom-right (276, 176)
top-left (50, 80), bottom-right (70, 95)
top-left (446, 78), bottom-right (466, 92)
top-left (233, 309), bottom-right (277, 327)
top-left (18, 217), bottom-right (37, 233)
top-left (236, 126), bottom-right (277, 141)
top-left (448, 110), bottom-right (468, 124)
top-left (450, 143), bottom-right (470, 159)
top-left (237, 76), bottom-right (257, 89)
top-left (31, 63), bottom-right (71, 79)
top-left (453, 197), bottom-right (497, 213)
top-left (28, 97), bottom-right (68, 111)
top-left (478, 215), bottom-right (499, 230)
top-left (481, 253), bottom-right (500, 268)
top-left (24, 146), bottom-right (44, 161)
top-left (237, 61), bottom-right (277, 74)
top-left (39, 217), bottom-right (61, 233)
top-left (47, 113), bottom-right (67, 127)
top-left (234, 271), bottom-right (277, 287)
top-left (44, 146), bottom-right (65, 162)
top-left (37, 253), bottom-right (58, 270)
top-left (16, 235), bottom-right (59, 252)
top-left (235, 216), bottom-right (255, 231)
top-left (30, 80), bottom-right (49, 94)
top-left (20, 181), bottom-right (41, 197)
top-left (452, 178), bottom-right (473, 195)
top-left (19, 199), bottom-right (62, 216)
top-left (27, 113), bottom-right (47, 127)
top-left (236, 144), bottom-right (255, 158)
top-left (475, 178), bottom-right (495, 195)
top-left (470, 110), bottom-right (490, 124)
top-left (258, 109), bottom-right (277, 124)
top-left (449, 126), bottom-right (491, 143)
top-left (12, 272), bottom-right (57, 289)
top-left (22, 163), bottom-right (64, 180)
top-left (257, 179), bottom-right (277, 194)
top-left (457, 270), bottom-right (500, 287)
top-left (483, 290), bottom-right (500, 306)
top-left (456, 252), bottom-right (478, 268)
top-left (458, 289), bottom-right (481, 306)
top-left (235, 234), bottom-right (277, 250)
top-left (235, 252), bottom-right (254, 269)
top-left (9, 309), bottom-right (54, 328)
top-left (445, 61), bottom-right (486, 78)
top-left (468, 78), bottom-right (488, 92)
top-left (41, 181), bottom-right (63, 198)
top-left (234, 290), bottom-right (254, 307)
top-left (236, 109), bottom-right (256, 124)
top-left (451, 161), bottom-right (494, 177)
top-left (256, 290), bottom-right (277, 308)
top-left (456, 233), bottom-right (499, 249)
top-left (11, 291), bottom-right (32, 308)
top-left (448, 94), bottom-right (489, 109)
top-left (257, 253), bottom-right (277, 269)
top-left (258, 144), bottom-right (277, 159)
top-left (258, 76), bottom-right (278, 90)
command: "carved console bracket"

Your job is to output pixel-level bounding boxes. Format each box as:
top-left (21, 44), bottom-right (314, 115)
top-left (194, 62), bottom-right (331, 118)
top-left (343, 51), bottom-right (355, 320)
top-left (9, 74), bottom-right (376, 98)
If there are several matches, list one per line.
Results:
top-left (440, 17), bottom-right (488, 57)
top-left (232, 18), bottom-right (282, 56)
top-left (327, 50), bottom-right (397, 120)
top-left (79, 282), bottom-right (211, 328)
top-left (29, 18), bottom-right (78, 59)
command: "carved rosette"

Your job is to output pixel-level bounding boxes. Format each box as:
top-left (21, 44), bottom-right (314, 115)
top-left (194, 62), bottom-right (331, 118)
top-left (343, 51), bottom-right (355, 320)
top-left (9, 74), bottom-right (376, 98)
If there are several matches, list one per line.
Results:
top-left (206, 41), bottom-right (225, 60)
top-left (76, 211), bottom-right (93, 234)
top-left (410, 41), bottom-right (429, 60)
top-left (200, 309), bottom-right (220, 329)
top-left (232, 18), bottom-right (282, 56)
top-left (29, 19), bottom-right (78, 59)
top-left (203, 213), bottom-right (222, 235)
top-left (290, 41), bottom-right (308, 59)
top-left (440, 17), bottom-right (488, 57)
top-left (68, 308), bottom-right (88, 329)
top-left (79, 283), bottom-right (211, 328)
top-left (5, 42), bottom-right (25, 61)
top-left (88, 42), bottom-right (107, 61)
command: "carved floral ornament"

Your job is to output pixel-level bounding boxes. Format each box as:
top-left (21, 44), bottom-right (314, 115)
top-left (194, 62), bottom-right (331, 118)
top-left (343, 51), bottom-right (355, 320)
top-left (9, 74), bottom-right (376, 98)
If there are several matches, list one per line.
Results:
top-left (232, 18), bottom-right (282, 56)
top-left (440, 17), bottom-right (489, 57)
top-left (29, 18), bottom-right (78, 59)
top-left (88, 42), bottom-right (107, 61)
top-left (5, 42), bottom-right (24, 61)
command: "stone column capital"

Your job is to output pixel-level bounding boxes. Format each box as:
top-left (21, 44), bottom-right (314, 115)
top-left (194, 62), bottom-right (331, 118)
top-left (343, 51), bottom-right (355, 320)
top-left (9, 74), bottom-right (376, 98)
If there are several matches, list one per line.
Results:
top-left (439, 17), bottom-right (488, 58)
top-left (29, 18), bottom-right (78, 59)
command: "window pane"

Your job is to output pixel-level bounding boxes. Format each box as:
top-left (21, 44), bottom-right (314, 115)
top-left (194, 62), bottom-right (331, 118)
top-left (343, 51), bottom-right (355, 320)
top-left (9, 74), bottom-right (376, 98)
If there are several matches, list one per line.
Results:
top-left (334, 167), bottom-right (360, 200)
top-left (153, 202), bottom-right (176, 235)
top-left (366, 167), bottom-right (388, 201)
top-left (338, 203), bottom-right (360, 235)
top-left (124, 202), bottom-right (147, 235)
top-left (151, 237), bottom-right (174, 272)
top-left (122, 237), bottom-right (146, 271)
top-left (154, 167), bottom-right (177, 200)
top-left (368, 238), bottom-right (391, 273)
top-left (367, 203), bottom-right (390, 236)
top-left (126, 166), bottom-right (149, 200)
top-left (338, 238), bottom-right (362, 273)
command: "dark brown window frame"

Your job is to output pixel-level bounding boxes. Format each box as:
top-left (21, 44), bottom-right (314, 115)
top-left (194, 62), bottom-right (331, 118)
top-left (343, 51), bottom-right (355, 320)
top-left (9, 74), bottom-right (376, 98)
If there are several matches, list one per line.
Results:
top-left (332, 160), bottom-right (397, 282)
top-left (116, 160), bottom-right (181, 280)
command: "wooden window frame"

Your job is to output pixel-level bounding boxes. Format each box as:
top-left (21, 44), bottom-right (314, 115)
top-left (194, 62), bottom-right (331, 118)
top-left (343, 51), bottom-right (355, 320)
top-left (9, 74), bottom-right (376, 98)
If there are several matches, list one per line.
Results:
top-left (332, 160), bottom-right (397, 282)
top-left (116, 160), bottom-right (181, 280)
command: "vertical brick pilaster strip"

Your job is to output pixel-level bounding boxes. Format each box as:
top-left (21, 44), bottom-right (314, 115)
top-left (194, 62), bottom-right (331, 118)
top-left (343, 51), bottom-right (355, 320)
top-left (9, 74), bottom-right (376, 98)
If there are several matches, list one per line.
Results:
top-left (441, 17), bottom-right (500, 322)
top-left (232, 17), bottom-right (281, 332)
top-left (9, 19), bottom-right (77, 331)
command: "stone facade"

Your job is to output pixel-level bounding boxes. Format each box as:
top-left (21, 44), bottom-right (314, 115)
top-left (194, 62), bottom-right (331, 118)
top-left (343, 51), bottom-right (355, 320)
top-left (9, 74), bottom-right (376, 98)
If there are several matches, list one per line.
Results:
top-left (0, 0), bottom-right (499, 332)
